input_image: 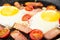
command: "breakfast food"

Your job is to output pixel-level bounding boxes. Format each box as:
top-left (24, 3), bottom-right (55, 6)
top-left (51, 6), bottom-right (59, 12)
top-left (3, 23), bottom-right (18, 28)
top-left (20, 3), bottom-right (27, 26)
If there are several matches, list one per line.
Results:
top-left (25, 2), bottom-right (43, 7)
top-left (22, 14), bottom-right (32, 21)
top-left (10, 30), bottom-right (28, 40)
top-left (0, 1), bottom-right (60, 40)
top-left (27, 8), bottom-right (42, 16)
top-left (29, 29), bottom-right (43, 40)
top-left (1, 6), bottom-right (19, 16)
top-left (25, 5), bottom-right (34, 11)
top-left (41, 10), bottom-right (59, 22)
top-left (0, 24), bottom-right (5, 30)
top-left (29, 10), bottom-right (59, 33)
top-left (46, 5), bottom-right (56, 10)
top-left (0, 6), bottom-right (23, 27)
top-left (13, 23), bottom-right (32, 34)
top-left (59, 19), bottom-right (60, 24)
top-left (3, 3), bottom-right (11, 6)
top-left (0, 28), bottom-right (10, 38)
top-left (44, 28), bottom-right (60, 40)
top-left (14, 2), bottom-right (21, 9)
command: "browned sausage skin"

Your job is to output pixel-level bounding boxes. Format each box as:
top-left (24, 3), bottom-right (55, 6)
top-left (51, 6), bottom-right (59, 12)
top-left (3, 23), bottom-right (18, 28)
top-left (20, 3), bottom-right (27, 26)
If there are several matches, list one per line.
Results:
top-left (46, 5), bottom-right (56, 10)
top-left (14, 2), bottom-right (21, 9)
top-left (25, 2), bottom-right (43, 7)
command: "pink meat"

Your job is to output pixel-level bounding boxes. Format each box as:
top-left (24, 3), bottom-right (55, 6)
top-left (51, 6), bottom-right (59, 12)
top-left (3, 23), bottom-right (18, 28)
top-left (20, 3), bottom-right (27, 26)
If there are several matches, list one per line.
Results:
top-left (10, 30), bottom-right (28, 40)
top-left (27, 8), bottom-right (42, 16)
top-left (0, 25), bottom-right (4, 30)
top-left (13, 23), bottom-right (32, 34)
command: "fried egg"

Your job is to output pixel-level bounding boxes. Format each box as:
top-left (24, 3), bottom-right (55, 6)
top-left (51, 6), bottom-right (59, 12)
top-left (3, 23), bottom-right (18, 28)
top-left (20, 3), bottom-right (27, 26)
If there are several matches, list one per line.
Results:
top-left (0, 6), bottom-right (26, 27)
top-left (29, 10), bottom-right (59, 33)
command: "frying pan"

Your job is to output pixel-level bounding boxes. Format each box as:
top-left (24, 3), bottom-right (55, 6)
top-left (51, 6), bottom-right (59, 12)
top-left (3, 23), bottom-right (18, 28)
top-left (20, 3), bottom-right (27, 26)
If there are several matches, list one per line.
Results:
top-left (0, 0), bottom-right (60, 10)
top-left (37, 0), bottom-right (60, 10)
top-left (18, 0), bottom-right (60, 10)
top-left (0, 0), bottom-right (60, 40)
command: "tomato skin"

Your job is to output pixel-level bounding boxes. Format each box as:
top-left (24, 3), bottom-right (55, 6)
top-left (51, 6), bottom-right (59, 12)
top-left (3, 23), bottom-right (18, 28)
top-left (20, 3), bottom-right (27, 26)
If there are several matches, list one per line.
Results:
top-left (59, 18), bottom-right (60, 24)
top-left (46, 5), bottom-right (56, 10)
top-left (25, 5), bottom-right (34, 11)
top-left (29, 29), bottom-right (43, 40)
top-left (22, 14), bottom-right (32, 21)
top-left (0, 29), bottom-right (10, 38)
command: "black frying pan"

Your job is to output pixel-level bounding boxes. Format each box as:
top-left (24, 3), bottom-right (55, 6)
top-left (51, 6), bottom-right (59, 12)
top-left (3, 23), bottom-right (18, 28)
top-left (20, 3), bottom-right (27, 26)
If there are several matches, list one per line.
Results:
top-left (0, 0), bottom-right (60, 40)
top-left (18, 0), bottom-right (60, 10)
top-left (37, 0), bottom-right (60, 10)
top-left (0, 0), bottom-right (60, 10)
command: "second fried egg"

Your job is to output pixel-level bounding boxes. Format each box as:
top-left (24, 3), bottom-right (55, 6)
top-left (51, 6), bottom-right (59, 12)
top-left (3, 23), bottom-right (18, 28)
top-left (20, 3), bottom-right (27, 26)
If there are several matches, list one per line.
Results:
top-left (29, 10), bottom-right (59, 33)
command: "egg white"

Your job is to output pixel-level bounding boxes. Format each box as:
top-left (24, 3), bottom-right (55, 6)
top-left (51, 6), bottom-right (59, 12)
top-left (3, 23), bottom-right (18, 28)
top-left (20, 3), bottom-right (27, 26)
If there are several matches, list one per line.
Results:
top-left (0, 6), bottom-right (27, 27)
top-left (29, 10), bottom-right (59, 33)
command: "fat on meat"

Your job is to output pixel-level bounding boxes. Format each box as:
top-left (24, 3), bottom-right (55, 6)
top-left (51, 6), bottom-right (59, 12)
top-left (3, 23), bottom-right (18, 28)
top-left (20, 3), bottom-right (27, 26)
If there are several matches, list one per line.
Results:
top-left (13, 23), bottom-right (32, 34)
top-left (10, 30), bottom-right (28, 40)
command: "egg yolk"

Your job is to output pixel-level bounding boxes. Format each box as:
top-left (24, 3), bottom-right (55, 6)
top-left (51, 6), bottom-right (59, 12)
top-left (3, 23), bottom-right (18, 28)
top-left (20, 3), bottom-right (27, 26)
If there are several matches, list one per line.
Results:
top-left (41, 10), bottom-right (59, 22)
top-left (59, 12), bottom-right (60, 18)
top-left (0, 10), bottom-right (1, 14)
top-left (1, 6), bottom-right (19, 16)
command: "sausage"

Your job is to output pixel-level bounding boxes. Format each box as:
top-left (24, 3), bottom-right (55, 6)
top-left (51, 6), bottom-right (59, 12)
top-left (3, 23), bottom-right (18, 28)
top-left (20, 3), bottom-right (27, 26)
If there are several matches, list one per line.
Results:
top-left (59, 19), bottom-right (60, 24)
top-left (25, 2), bottom-right (43, 7)
top-left (46, 5), bottom-right (56, 10)
top-left (14, 2), bottom-right (21, 9)
top-left (13, 23), bottom-right (32, 34)
top-left (14, 2), bottom-right (24, 9)
top-left (44, 28), bottom-right (60, 40)
top-left (10, 30), bottom-right (28, 40)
